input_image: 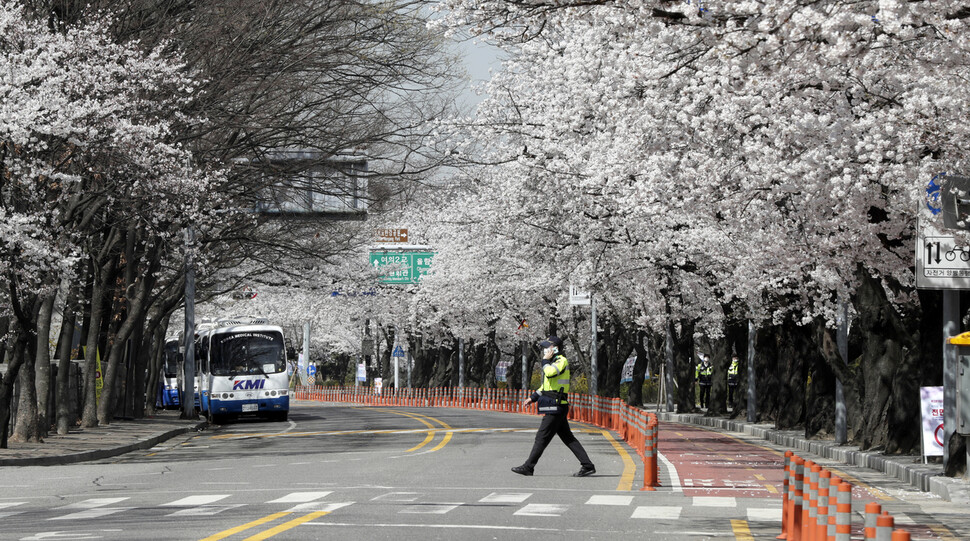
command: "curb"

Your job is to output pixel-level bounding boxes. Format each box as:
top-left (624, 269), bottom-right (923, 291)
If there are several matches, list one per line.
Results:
top-left (0, 421), bottom-right (209, 467)
top-left (656, 411), bottom-right (970, 504)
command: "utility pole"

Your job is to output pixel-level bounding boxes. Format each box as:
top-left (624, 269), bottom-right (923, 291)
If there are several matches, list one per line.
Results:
top-left (590, 295), bottom-right (598, 396)
top-left (181, 226), bottom-right (198, 420)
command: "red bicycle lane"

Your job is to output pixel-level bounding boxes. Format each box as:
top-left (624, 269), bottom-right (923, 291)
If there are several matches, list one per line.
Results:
top-left (658, 422), bottom-right (789, 498)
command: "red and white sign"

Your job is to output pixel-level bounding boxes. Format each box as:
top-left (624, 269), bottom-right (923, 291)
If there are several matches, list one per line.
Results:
top-left (920, 386), bottom-right (944, 457)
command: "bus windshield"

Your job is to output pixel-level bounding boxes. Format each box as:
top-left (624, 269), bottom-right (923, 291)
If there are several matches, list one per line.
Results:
top-left (163, 341), bottom-right (180, 378)
top-left (210, 331), bottom-right (286, 377)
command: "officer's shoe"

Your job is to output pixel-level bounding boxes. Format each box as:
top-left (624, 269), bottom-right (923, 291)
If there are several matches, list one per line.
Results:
top-left (573, 465), bottom-right (596, 477)
top-left (511, 465), bottom-right (534, 476)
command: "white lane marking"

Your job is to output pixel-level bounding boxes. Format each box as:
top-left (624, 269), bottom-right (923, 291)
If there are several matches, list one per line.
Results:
top-left (514, 504), bottom-right (568, 517)
top-left (631, 506), bottom-right (682, 520)
top-left (167, 504), bottom-right (245, 517)
top-left (0, 502), bottom-right (27, 509)
top-left (267, 491), bottom-right (332, 503)
top-left (55, 498), bottom-right (129, 510)
top-left (479, 493), bottom-right (531, 504)
top-left (163, 495), bottom-right (231, 506)
top-left (371, 492), bottom-right (420, 502)
top-left (747, 508), bottom-right (783, 522)
top-left (399, 504), bottom-right (460, 514)
top-left (586, 495), bottom-right (633, 506)
top-left (658, 452), bottom-right (683, 493)
top-left (49, 507), bottom-right (132, 520)
top-left (693, 496), bottom-right (736, 507)
top-left (894, 513), bottom-right (915, 525)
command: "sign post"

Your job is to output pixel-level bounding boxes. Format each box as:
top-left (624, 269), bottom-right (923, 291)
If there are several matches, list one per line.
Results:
top-left (569, 286), bottom-right (596, 396)
top-left (916, 173), bottom-right (970, 472)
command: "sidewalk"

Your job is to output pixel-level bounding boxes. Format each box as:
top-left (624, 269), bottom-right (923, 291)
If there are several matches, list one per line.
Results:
top-left (0, 409), bottom-right (207, 467)
top-left (653, 407), bottom-right (970, 504)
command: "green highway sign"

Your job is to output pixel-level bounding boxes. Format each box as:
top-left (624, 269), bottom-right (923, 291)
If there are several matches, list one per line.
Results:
top-left (369, 251), bottom-right (434, 284)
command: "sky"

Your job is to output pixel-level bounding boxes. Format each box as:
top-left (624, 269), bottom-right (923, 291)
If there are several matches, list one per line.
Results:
top-left (451, 36), bottom-right (504, 112)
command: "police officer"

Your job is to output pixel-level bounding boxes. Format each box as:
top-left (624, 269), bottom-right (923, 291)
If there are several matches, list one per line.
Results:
top-left (696, 354), bottom-right (713, 409)
top-left (512, 336), bottom-right (596, 477)
top-left (727, 355), bottom-right (740, 404)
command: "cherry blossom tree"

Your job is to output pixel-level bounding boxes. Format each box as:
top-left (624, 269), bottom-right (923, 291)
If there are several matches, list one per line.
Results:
top-left (407, 0), bottom-right (970, 452)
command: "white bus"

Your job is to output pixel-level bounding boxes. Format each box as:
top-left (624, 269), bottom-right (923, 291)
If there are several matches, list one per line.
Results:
top-left (155, 338), bottom-right (181, 409)
top-left (197, 317), bottom-right (290, 423)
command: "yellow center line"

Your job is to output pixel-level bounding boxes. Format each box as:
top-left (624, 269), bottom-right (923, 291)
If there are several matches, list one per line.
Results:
top-left (199, 511), bottom-right (292, 541)
top-left (597, 429), bottom-right (636, 491)
top-left (731, 519), bottom-right (755, 541)
top-left (371, 408), bottom-right (453, 453)
top-left (243, 511), bottom-right (330, 541)
top-left (930, 524), bottom-right (962, 541)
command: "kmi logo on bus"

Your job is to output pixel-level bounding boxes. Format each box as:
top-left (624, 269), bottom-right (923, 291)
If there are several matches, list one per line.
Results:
top-left (233, 379), bottom-right (267, 390)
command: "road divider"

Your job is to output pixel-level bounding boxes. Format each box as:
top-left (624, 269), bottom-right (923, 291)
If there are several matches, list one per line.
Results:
top-left (777, 450), bottom-right (913, 541)
top-left (295, 385), bottom-right (660, 490)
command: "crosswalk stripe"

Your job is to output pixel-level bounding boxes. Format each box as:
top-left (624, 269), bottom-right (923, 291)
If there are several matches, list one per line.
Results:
top-left (515, 504), bottom-right (568, 517)
top-left (267, 491), bottom-right (332, 503)
top-left (747, 508), bottom-right (782, 522)
top-left (167, 504), bottom-right (245, 517)
top-left (55, 497), bottom-right (129, 510)
top-left (50, 507), bottom-right (132, 520)
top-left (692, 496), bottom-right (736, 507)
top-left (587, 495), bottom-right (634, 506)
top-left (163, 495), bottom-right (231, 506)
top-left (479, 493), bottom-right (531, 503)
top-left (400, 504), bottom-right (460, 514)
top-left (631, 506), bottom-right (682, 520)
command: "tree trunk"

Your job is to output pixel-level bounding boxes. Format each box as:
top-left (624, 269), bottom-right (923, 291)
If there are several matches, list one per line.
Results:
top-left (12, 297), bottom-right (43, 443)
top-left (672, 318), bottom-right (696, 413)
top-left (0, 326), bottom-right (29, 448)
top-left (98, 261), bottom-right (157, 425)
top-left (34, 293), bottom-right (57, 439)
top-left (850, 270), bottom-right (921, 453)
top-left (54, 283), bottom-right (80, 434)
top-left (627, 329), bottom-right (649, 407)
top-left (82, 248), bottom-right (119, 428)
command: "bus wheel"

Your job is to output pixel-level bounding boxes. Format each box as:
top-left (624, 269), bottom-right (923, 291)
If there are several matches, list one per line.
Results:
top-left (209, 413), bottom-right (225, 425)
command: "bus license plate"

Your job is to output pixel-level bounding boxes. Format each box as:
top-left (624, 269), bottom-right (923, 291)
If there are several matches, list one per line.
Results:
top-left (242, 403), bottom-right (257, 412)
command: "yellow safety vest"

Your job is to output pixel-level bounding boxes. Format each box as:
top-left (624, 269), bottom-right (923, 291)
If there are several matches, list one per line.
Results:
top-left (535, 354), bottom-right (570, 407)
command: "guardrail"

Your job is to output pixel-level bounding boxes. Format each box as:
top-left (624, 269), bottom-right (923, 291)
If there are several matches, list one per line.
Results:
top-left (779, 450), bottom-right (913, 541)
top-left (295, 385), bottom-right (660, 490)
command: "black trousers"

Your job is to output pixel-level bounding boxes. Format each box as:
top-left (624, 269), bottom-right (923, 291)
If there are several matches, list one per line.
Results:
top-left (699, 384), bottom-right (711, 408)
top-left (524, 405), bottom-right (594, 469)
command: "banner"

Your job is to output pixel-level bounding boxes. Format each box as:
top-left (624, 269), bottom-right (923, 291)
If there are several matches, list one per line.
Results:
top-left (920, 386), bottom-right (944, 457)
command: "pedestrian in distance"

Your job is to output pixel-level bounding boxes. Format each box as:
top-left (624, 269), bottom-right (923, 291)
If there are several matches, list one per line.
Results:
top-left (512, 335), bottom-right (596, 477)
top-left (696, 354), bottom-right (713, 409)
top-left (727, 354), bottom-right (740, 404)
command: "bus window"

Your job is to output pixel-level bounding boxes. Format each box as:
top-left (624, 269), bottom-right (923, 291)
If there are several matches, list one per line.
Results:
top-left (210, 331), bottom-right (286, 376)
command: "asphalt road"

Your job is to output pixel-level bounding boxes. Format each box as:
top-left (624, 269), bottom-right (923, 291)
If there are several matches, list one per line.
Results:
top-left (0, 402), bottom-right (864, 540)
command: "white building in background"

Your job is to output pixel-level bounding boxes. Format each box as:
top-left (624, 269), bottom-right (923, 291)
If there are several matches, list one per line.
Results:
top-left (255, 149), bottom-right (368, 220)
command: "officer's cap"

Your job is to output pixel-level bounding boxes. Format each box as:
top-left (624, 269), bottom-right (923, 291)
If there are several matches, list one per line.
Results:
top-left (538, 336), bottom-right (563, 348)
